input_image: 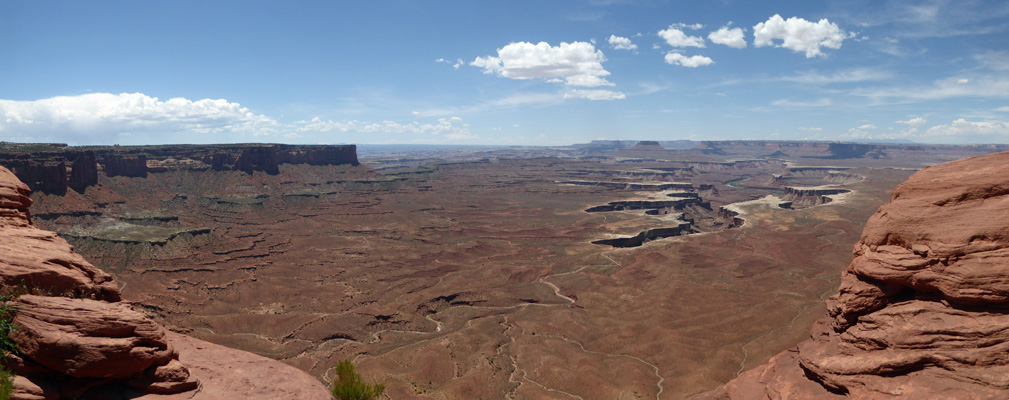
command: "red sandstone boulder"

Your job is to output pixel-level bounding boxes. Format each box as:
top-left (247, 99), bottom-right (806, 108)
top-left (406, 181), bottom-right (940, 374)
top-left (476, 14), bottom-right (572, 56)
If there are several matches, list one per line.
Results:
top-left (11, 295), bottom-right (178, 379)
top-left (695, 151), bottom-right (1009, 399)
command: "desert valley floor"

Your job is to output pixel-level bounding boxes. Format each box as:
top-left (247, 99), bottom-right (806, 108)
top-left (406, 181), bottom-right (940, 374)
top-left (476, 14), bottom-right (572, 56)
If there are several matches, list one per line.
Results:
top-left (8, 140), bottom-right (1006, 399)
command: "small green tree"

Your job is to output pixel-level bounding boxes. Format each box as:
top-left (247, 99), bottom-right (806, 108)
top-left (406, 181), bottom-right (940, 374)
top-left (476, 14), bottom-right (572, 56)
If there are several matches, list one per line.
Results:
top-left (330, 360), bottom-right (384, 400)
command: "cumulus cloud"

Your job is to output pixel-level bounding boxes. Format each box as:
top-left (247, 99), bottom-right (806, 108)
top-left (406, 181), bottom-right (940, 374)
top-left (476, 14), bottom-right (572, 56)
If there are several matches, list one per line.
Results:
top-left (753, 15), bottom-right (850, 58)
top-left (664, 53), bottom-right (714, 67)
top-left (0, 92), bottom-right (278, 144)
top-left (563, 89), bottom-right (627, 101)
top-left (708, 26), bottom-right (746, 49)
top-left (608, 35), bottom-right (637, 51)
top-left (471, 41), bottom-right (614, 87)
top-left (897, 117), bottom-right (927, 126)
top-left (658, 25), bottom-right (706, 48)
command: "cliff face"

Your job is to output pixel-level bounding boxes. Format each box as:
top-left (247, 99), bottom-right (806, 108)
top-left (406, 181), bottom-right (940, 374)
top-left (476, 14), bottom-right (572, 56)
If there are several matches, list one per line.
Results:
top-left (102, 154), bottom-right (148, 177)
top-left (696, 151), bottom-right (1009, 399)
top-left (0, 166), bottom-right (332, 400)
top-left (0, 144), bottom-right (360, 193)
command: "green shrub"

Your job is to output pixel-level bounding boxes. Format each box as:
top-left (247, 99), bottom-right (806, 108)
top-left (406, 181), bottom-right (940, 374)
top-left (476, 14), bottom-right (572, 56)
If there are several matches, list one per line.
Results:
top-left (0, 296), bottom-right (17, 357)
top-left (0, 295), bottom-right (16, 400)
top-left (0, 364), bottom-right (13, 400)
top-left (330, 360), bottom-right (384, 400)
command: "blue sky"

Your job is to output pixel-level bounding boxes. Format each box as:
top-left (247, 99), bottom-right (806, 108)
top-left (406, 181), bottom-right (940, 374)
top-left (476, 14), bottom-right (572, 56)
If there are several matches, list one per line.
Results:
top-left (2, 0), bottom-right (1008, 146)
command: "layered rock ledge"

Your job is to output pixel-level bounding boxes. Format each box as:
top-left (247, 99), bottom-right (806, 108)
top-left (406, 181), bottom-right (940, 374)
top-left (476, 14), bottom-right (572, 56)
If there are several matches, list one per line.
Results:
top-left (0, 166), bottom-right (331, 400)
top-left (695, 151), bottom-right (1009, 399)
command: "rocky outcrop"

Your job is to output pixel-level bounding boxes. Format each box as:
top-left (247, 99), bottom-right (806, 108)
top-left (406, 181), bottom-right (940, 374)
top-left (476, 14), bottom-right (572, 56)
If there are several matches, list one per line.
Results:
top-left (630, 141), bottom-right (665, 151)
top-left (68, 151), bottom-right (98, 193)
top-left (0, 166), bottom-right (332, 399)
top-left (0, 167), bottom-right (119, 300)
top-left (102, 154), bottom-right (148, 178)
top-left (695, 151), bottom-right (1009, 399)
top-left (233, 147), bottom-right (279, 175)
top-left (279, 145), bottom-right (360, 166)
top-left (9, 161), bottom-right (68, 195)
top-left (778, 187), bottom-right (850, 209)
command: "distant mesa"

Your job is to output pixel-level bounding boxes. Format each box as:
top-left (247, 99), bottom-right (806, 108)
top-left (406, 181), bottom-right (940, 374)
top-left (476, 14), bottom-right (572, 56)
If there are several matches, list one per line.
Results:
top-left (761, 150), bottom-right (789, 159)
top-left (630, 141), bottom-right (665, 151)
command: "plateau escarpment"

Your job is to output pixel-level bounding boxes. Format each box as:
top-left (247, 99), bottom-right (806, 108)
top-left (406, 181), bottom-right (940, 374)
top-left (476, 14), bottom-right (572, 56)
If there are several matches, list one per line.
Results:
top-left (0, 166), bottom-right (331, 399)
top-left (0, 143), bottom-right (359, 195)
top-left (696, 151), bottom-right (1009, 399)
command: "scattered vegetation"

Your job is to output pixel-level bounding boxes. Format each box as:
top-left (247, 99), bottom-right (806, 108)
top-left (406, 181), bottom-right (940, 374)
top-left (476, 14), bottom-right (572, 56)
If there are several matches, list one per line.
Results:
top-left (0, 295), bottom-right (18, 357)
top-left (330, 360), bottom-right (385, 400)
top-left (0, 295), bottom-right (18, 400)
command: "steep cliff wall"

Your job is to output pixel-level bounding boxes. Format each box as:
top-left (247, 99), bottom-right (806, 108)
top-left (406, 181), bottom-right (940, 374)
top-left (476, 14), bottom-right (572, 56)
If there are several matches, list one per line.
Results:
top-left (0, 144), bottom-right (360, 188)
top-left (695, 151), bottom-right (1009, 399)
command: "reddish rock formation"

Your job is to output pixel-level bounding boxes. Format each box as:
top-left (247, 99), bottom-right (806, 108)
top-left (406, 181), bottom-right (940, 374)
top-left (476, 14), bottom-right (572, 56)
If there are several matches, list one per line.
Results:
top-left (10, 161), bottom-right (68, 195)
top-left (279, 145), bottom-right (360, 166)
top-left (102, 154), bottom-right (148, 177)
top-left (68, 151), bottom-right (98, 193)
top-left (778, 187), bottom-right (850, 209)
top-left (0, 167), bottom-right (119, 301)
top-left (233, 147), bottom-right (279, 175)
top-left (695, 151), bottom-right (1009, 399)
top-left (0, 166), bottom-right (332, 399)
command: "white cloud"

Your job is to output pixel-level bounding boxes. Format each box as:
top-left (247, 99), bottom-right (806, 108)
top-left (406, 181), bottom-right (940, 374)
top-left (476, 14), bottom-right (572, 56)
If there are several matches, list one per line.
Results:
top-left (608, 35), bottom-right (637, 51)
top-left (926, 119), bottom-right (1009, 138)
top-left (658, 26), bottom-right (706, 48)
top-left (563, 89), bottom-right (627, 101)
top-left (957, 78), bottom-right (969, 84)
top-left (771, 98), bottom-right (832, 107)
top-left (436, 58), bottom-right (465, 69)
top-left (296, 116), bottom-right (473, 139)
top-left (779, 68), bottom-right (891, 84)
top-left (975, 51), bottom-right (1009, 71)
top-left (996, 106), bottom-right (1009, 112)
top-left (855, 74), bottom-right (1009, 101)
top-left (669, 23), bottom-right (704, 30)
top-left (753, 15), bottom-right (850, 58)
top-left (471, 41), bottom-right (614, 87)
top-left (847, 124), bottom-right (878, 137)
top-left (664, 53), bottom-right (714, 67)
top-left (798, 126), bottom-right (823, 132)
top-left (897, 117), bottom-right (927, 126)
top-left (0, 92), bottom-right (278, 144)
top-left (708, 26), bottom-right (746, 49)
